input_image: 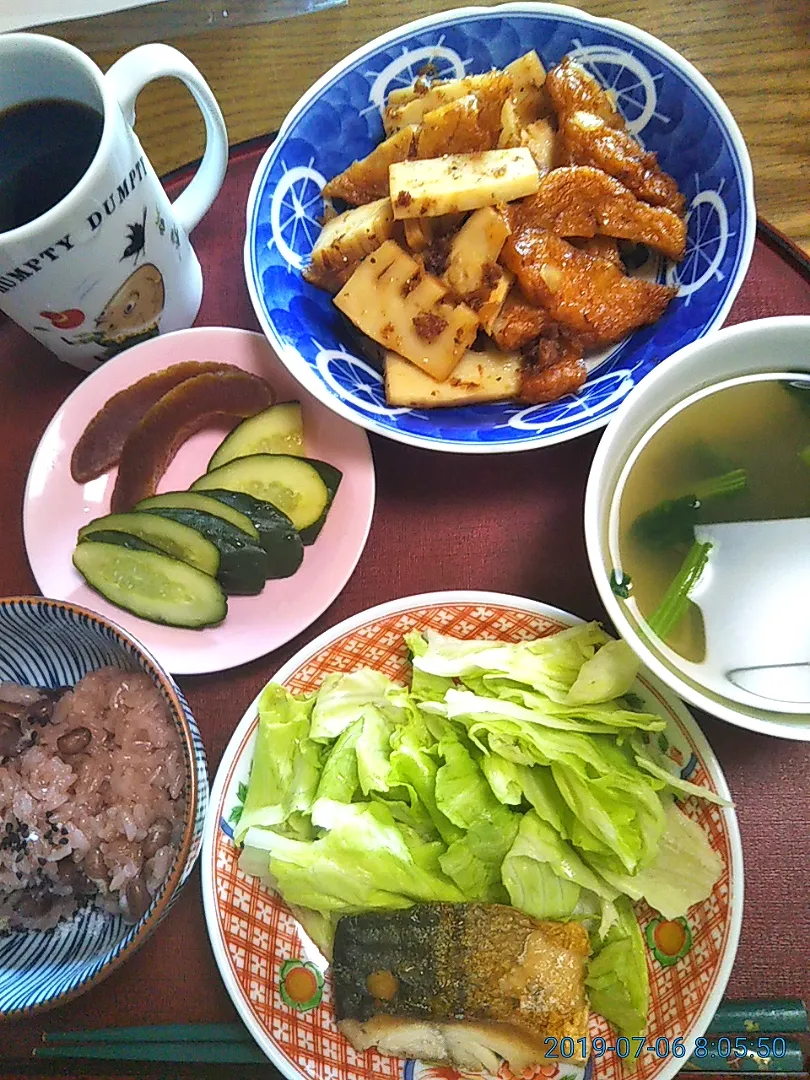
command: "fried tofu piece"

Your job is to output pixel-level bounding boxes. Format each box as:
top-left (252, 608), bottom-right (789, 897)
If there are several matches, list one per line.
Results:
top-left (415, 93), bottom-right (502, 158)
top-left (519, 325), bottom-right (588, 403)
top-left (561, 110), bottom-right (686, 214)
top-left (501, 223), bottom-right (677, 346)
top-left (384, 345), bottom-right (521, 407)
top-left (323, 125), bottom-right (417, 205)
top-left (570, 235), bottom-right (622, 266)
top-left (384, 72), bottom-right (512, 135)
top-left (521, 356), bottom-right (588, 403)
top-left (489, 286), bottom-right (552, 351)
top-left (304, 198), bottom-right (396, 292)
top-left (546, 57), bottom-right (625, 128)
top-left (519, 166), bottom-right (687, 260)
top-left (334, 903), bottom-right (590, 1073)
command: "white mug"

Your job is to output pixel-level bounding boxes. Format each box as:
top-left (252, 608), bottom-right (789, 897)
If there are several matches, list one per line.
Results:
top-left (0, 33), bottom-right (228, 370)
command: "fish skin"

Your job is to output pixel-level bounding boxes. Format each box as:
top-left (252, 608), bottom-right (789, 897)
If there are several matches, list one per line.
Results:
top-left (333, 903), bottom-right (591, 1070)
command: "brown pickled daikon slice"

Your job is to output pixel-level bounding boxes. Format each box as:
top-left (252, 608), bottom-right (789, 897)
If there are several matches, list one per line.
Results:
top-left (110, 371), bottom-right (275, 512)
top-left (71, 361), bottom-right (242, 483)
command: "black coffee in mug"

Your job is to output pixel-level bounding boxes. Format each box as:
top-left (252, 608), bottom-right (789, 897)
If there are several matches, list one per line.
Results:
top-left (0, 98), bottom-right (104, 233)
top-left (0, 33), bottom-right (227, 369)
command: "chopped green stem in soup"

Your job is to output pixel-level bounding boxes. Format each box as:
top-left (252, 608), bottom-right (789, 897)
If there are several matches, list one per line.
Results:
top-left (631, 495), bottom-right (697, 551)
top-left (692, 468), bottom-right (747, 502)
top-left (689, 440), bottom-right (736, 478)
top-left (631, 470), bottom-right (746, 552)
top-left (799, 445), bottom-right (810, 468)
top-left (647, 540), bottom-right (712, 642)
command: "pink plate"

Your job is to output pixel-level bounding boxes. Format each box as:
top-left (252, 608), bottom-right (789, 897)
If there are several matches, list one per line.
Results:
top-left (23, 327), bottom-right (375, 675)
top-left (201, 592), bottom-right (743, 1080)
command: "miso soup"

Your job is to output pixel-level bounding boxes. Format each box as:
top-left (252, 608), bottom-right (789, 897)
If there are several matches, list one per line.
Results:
top-left (614, 374), bottom-right (810, 664)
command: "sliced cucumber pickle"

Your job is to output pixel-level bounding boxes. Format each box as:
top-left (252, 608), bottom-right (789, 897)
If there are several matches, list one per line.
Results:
top-left (139, 506), bottom-right (268, 596)
top-left (199, 489), bottom-right (304, 579)
top-left (299, 459), bottom-right (343, 546)
top-left (73, 542), bottom-right (226, 628)
top-left (191, 454), bottom-right (328, 532)
top-left (134, 491), bottom-right (259, 541)
top-left (78, 512), bottom-right (220, 576)
top-left (80, 530), bottom-right (163, 554)
top-left (208, 402), bottom-right (304, 471)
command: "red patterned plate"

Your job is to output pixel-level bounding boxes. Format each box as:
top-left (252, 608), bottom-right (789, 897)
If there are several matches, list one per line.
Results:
top-left (201, 592), bottom-right (743, 1080)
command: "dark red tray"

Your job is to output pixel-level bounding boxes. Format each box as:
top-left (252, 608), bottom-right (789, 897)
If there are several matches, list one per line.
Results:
top-left (1, 137), bottom-right (809, 1078)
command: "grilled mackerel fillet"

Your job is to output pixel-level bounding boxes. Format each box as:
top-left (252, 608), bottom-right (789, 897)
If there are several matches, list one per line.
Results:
top-left (333, 903), bottom-right (590, 1071)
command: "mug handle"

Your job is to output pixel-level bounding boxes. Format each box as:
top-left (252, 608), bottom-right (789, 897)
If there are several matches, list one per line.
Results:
top-left (105, 44), bottom-right (228, 234)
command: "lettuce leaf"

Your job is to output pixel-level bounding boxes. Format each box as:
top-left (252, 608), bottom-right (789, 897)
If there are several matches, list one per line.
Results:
top-left (566, 639), bottom-right (640, 705)
top-left (502, 811), bottom-right (618, 923)
top-left (434, 733), bottom-right (493, 829)
top-left (388, 711), bottom-right (461, 846)
top-left (410, 623), bottom-right (612, 702)
top-left (551, 761), bottom-right (665, 874)
top-left (311, 718), bottom-right (361, 818)
top-left (631, 733), bottom-right (733, 807)
top-left (439, 817), bottom-right (517, 901)
top-left (586, 896), bottom-right (649, 1037)
top-left (587, 801), bottom-right (724, 919)
top-left (309, 669), bottom-right (398, 741)
top-left (234, 684), bottom-right (319, 844)
top-left (446, 690), bottom-right (655, 776)
top-left (480, 753), bottom-right (524, 805)
top-left (355, 704), bottom-right (395, 796)
top-left (373, 794), bottom-right (437, 843)
top-left (241, 800), bottom-right (466, 913)
top-left (433, 730), bottom-right (520, 897)
top-left (516, 764), bottom-right (573, 837)
top-left (461, 675), bottom-right (665, 733)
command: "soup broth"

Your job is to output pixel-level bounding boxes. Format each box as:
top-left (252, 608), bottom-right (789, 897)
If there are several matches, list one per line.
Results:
top-left (616, 376), bottom-right (810, 663)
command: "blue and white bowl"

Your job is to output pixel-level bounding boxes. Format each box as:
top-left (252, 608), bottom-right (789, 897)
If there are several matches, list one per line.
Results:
top-left (0, 597), bottom-right (208, 1017)
top-left (244, 2), bottom-right (756, 452)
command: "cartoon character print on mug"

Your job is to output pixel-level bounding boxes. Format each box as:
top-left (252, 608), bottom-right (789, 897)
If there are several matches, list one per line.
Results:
top-left (35, 182), bottom-right (181, 362)
top-left (0, 34), bottom-right (228, 371)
